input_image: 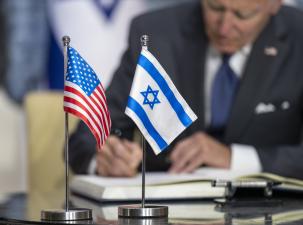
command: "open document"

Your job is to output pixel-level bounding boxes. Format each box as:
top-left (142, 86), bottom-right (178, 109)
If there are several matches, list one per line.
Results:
top-left (70, 168), bottom-right (303, 202)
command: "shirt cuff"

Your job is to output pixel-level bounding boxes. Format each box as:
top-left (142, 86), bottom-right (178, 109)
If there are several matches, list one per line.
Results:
top-left (87, 155), bottom-right (97, 175)
top-left (230, 144), bottom-right (262, 175)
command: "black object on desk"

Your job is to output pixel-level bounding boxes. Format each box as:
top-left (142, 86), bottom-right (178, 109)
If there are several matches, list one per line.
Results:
top-left (212, 180), bottom-right (283, 208)
top-left (212, 179), bottom-right (282, 199)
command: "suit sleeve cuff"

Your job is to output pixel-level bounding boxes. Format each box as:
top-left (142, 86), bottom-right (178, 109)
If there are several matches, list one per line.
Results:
top-left (230, 144), bottom-right (262, 175)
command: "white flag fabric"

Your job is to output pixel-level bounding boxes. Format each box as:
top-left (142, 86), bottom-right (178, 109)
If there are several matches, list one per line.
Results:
top-left (125, 49), bottom-right (197, 155)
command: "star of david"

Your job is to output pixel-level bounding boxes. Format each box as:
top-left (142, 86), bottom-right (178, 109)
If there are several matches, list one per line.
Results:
top-left (140, 85), bottom-right (161, 110)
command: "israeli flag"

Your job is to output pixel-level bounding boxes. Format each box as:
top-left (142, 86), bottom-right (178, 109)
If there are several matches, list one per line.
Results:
top-left (125, 49), bottom-right (197, 155)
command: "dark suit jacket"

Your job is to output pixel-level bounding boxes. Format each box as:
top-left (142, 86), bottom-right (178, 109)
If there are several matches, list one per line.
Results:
top-left (0, 2), bottom-right (6, 86)
top-left (69, 1), bottom-right (303, 179)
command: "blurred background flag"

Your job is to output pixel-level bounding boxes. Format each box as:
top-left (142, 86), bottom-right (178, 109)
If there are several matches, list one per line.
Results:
top-left (125, 49), bottom-right (197, 155)
top-left (64, 47), bottom-right (111, 149)
top-left (47, 0), bottom-right (148, 90)
top-left (47, 0), bottom-right (187, 90)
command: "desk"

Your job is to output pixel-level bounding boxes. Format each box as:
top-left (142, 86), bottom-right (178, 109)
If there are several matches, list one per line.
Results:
top-left (1, 191), bottom-right (303, 225)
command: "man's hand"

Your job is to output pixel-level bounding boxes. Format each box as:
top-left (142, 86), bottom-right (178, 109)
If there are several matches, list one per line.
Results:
top-left (169, 132), bottom-right (231, 173)
top-left (96, 136), bottom-right (142, 177)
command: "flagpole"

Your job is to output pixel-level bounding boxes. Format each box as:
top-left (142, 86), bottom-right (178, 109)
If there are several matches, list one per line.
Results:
top-left (63, 35), bottom-right (70, 212)
top-left (118, 35), bottom-right (168, 218)
top-left (40, 36), bottom-right (92, 221)
top-left (140, 35), bottom-right (149, 209)
top-left (141, 134), bottom-right (146, 208)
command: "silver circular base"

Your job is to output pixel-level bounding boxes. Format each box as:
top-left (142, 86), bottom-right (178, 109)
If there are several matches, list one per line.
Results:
top-left (41, 208), bottom-right (92, 221)
top-left (118, 204), bottom-right (168, 218)
top-left (119, 217), bottom-right (168, 225)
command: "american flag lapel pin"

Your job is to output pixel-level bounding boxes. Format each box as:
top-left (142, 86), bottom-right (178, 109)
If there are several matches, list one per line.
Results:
top-left (264, 46), bottom-right (278, 56)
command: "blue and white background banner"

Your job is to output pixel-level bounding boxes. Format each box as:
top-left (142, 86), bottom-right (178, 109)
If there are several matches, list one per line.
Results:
top-left (47, 0), bottom-right (148, 88)
top-left (47, 0), bottom-right (184, 90)
top-left (125, 49), bottom-right (197, 155)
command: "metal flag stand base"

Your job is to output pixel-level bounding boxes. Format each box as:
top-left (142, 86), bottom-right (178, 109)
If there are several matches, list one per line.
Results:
top-left (41, 209), bottom-right (92, 221)
top-left (118, 205), bottom-right (168, 218)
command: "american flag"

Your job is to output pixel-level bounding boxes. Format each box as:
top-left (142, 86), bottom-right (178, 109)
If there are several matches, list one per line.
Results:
top-left (64, 47), bottom-right (111, 149)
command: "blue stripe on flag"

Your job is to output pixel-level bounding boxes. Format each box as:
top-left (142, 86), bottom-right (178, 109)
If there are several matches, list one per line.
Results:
top-left (127, 96), bottom-right (168, 151)
top-left (138, 54), bottom-right (192, 127)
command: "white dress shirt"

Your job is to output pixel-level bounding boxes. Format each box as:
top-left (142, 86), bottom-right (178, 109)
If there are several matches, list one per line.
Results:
top-left (205, 45), bottom-right (262, 175)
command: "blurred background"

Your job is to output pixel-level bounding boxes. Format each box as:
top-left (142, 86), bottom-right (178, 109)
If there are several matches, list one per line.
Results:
top-left (0, 0), bottom-right (302, 196)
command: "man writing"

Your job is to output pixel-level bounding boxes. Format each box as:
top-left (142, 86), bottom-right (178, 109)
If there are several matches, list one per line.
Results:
top-left (69, 0), bottom-right (303, 179)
